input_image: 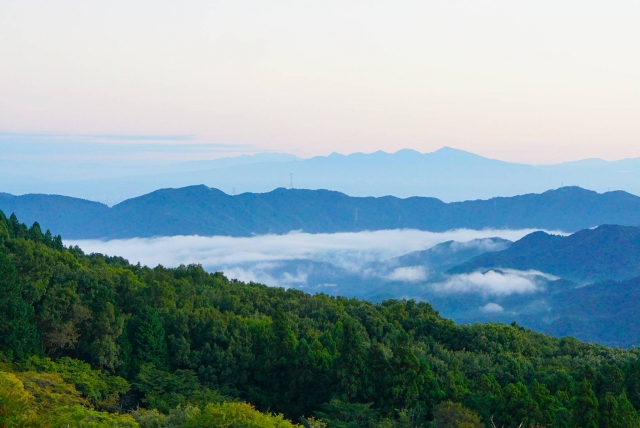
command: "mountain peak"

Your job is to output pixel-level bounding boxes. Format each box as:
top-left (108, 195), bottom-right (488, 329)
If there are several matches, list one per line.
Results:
top-left (434, 146), bottom-right (467, 153)
top-left (392, 148), bottom-right (422, 156)
top-left (455, 224), bottom-right (640, 282)
top-left (429, 146), bottom-right (495, 162)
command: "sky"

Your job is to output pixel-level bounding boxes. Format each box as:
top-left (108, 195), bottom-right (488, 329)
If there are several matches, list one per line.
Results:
top-left (1, 1), bottom-right (639, 163)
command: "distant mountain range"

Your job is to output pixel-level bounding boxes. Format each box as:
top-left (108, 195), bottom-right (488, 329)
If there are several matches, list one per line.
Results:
top-left (4, 147), bottom-right (640, 203)
top-left (2, 185), bottom-right (640, 239)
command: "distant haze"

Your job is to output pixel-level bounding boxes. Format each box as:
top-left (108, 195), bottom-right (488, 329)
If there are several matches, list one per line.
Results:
top-left (5, 147), bottom-right (640, 203)
top-left (1, 1), bottom-right (640, 163)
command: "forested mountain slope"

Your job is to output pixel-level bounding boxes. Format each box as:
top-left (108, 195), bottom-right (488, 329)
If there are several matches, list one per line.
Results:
top-left (3, 211), bottom-right (640, 427)
top-left (0, 215), bottom-right (640, 427)
top-left (451, 225), bottom-right (640, 282)
top-left (540, 275), bottom-right (640, 348)
top-left (2, 185), bottom-right (640, 238)
top-left (0, 191), bottom-right (110, 238)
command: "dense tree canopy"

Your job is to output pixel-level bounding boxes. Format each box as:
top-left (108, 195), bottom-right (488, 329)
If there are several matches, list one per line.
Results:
top-left (2, 210), bottom-right (640, 427)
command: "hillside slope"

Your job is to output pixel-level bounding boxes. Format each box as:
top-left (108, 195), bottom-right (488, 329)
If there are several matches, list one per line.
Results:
top-left (541, 276), bottom-right (640, 348)
top-left (451, 225), bottom-right (640, 282)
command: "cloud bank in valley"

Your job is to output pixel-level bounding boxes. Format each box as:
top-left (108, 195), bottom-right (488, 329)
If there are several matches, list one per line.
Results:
top-left (432, 269), bottom-right (558, 297)
top-left (66, 228), bottom-right (548, 270)
top-left (386, 266), bottom-right (428, 282)
top-left (222, 265), bottom-right (317, 288)
top-left (67, 229), bottom-right (563, 294)
top-left (446, 238), bottom-right (511, 253)
top-left (480, 303), bottom-right (505, 313)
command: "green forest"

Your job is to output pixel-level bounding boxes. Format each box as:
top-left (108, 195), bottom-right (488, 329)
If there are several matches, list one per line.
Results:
top-left (2, 211), bottom-right (640, 427)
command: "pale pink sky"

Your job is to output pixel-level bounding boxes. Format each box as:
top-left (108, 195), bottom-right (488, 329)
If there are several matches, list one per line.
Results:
top-left (1, 1), bottom-right (639, 163)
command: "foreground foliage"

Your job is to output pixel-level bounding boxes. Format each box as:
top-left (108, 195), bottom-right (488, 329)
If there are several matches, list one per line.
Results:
top-left (2, 210), bottom-right (640, 427)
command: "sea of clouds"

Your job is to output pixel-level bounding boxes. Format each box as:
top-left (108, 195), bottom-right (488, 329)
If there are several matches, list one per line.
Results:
top-left (66, 228), bottom-right (543, 269)
top-left (67, 228), bottom-right (562, 296)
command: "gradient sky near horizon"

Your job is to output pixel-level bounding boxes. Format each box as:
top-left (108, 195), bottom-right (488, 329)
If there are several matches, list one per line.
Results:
top-left (1, 1), bottom-right (639, 163)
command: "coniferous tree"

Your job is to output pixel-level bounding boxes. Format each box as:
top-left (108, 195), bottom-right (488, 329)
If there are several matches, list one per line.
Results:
top-left (600, 392), bottom-right (620, 428)
top-left (598, 364), bottom-right (626, 397)
top-left (615, 392), bottom-right (640, 428)
top-left (495, 382), bottom-right (538, 427)
top-left (334, 319), bottom-right (369, 402)
top-left (530, 380), bottom-right (557, 426)
top-left (0, 212), bottom-right (9, 242)
top-left (126, 306), bottom-right (169, 374)
top-left (573, 379), bottom-right (600, 428)
top-left (0, 249), bottom-right (40, 360)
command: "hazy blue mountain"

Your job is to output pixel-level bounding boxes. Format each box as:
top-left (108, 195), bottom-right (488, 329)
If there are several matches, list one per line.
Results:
top-left (2, 186), bottom-right (640, 239)
top-left (0, 192), bottom-right (110, 238)
top-left (4, 146), bottom-right (640, 204)
top-left (0, 151), bottom-right (301, 181)
top-left (539, 276), bottom-right (640, 348)
top-left (451, 225), bottom-right (640, 282)
top-left (0, 152), bottom-right (302, 205)
top-left (459, 275), bottom-right (640, 348)
top-left (169, 152), bottom-right (301, 171)
top-left (368, 237), bottom-right (512, 275)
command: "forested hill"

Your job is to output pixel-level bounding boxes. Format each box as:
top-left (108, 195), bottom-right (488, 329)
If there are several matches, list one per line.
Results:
top-left (2, 185), bottom-right (640, 239)
top-left (451, 224), bottom-right (640, 282)
top-left (3, 212), bottom-right (640, 427)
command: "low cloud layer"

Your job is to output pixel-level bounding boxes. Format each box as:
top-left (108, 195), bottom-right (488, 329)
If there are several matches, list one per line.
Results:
top-left (386, 266), bottom-right (428, 282)
top-left (433, 269), bottom-right (558, 297)
top-left (67, 228), bottom-right (549, 272)
top-left (480, 302), bottom-right (505, 313)
top-left (220, 262), bottom-right (292, 286)
top-left (447, 238), bottom-right (511, 253)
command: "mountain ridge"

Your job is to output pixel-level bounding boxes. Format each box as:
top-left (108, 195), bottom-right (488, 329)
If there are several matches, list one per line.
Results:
top-left (2, 185), bottom-right (640, 239)
top-left (450, 224), bottom-right (640, 282)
